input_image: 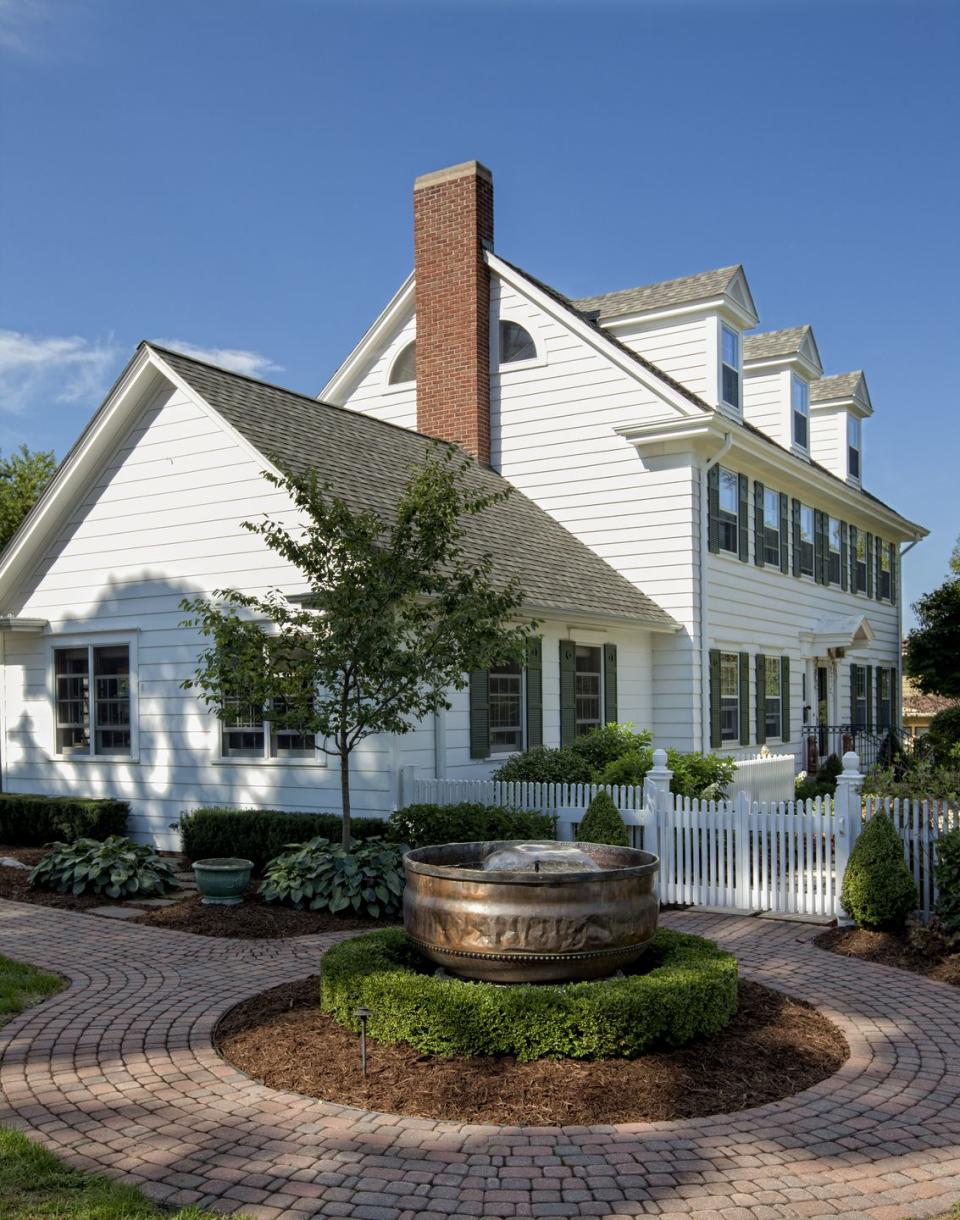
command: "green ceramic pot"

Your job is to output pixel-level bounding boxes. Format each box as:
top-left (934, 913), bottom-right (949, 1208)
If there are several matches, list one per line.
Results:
top-left (192, 857), bottom-right (253, 906)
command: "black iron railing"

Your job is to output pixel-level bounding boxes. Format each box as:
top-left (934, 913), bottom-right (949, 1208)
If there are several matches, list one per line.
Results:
top-left (801, 724), bottom-right (906, 774)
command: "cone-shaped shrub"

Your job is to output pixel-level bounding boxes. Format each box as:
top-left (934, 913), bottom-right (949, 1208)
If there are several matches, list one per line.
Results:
top-left (577, 791), bottom-right (628, 847)
top-left (841, 811), bottom-right (917, 930)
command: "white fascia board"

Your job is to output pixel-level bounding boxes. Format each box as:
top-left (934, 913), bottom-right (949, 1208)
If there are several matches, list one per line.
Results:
top-left (524, 602), bottom-right (680, 634)
top-left (0, 617), bottom-right (48, 633)
top-left (598, 294), bottom-right (756, 332)
top-left (318, 273), bottom-right (415, 404)
top-left (744, 350), bottom-right (822, 381)
top-left (487, 253), bottom-right (708, 421)
top-left (810, 394), bottom-right (874, 419)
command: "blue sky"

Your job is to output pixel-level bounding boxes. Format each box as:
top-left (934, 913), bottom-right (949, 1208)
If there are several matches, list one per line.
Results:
top-left (1, 0), bottom-right (957, 623)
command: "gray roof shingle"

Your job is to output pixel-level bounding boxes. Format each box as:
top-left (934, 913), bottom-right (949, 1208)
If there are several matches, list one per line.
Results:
top-left (743, 326), bottom-right (813, 361)
top-left (150, 344), bottom-right (676, 629)
top-left (810, 371), bottom-right (867, 403)
top-left (573, 266), bottom-right (742, 319)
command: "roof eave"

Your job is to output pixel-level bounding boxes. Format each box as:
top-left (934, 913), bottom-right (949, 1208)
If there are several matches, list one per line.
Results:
top-left (319, 271), bottom-right (416, 404)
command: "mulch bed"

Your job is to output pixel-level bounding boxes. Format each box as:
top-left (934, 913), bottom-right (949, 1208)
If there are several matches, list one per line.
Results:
top-left (816, 926), bottom-right (960, 986)
top-left (0, 846), bottom-right (110, 912)
top-left (133, 892), bottom-right (388, 939)
top-left (216, 975), bottom-right (849, 1125)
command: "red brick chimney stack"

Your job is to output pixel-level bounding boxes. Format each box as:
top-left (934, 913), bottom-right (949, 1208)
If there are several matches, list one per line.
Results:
top-left (413, 160), bottom-right (494, 465)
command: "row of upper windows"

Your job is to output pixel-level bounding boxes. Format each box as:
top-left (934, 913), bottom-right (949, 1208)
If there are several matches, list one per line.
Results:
top-left (388, 321), bottom-right (536, 386)
top-left (709, 465), bottom-right (897, 601)
top-left (720, 323), bottom-right (862, 480)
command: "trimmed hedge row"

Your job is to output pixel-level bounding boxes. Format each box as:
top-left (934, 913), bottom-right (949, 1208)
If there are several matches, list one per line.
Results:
top-left (0, 794), bottom-right (128, 846)
top-left (177, 808), bottom-right (390, 872)
top-left (320, 927), bottom-right (738, 1061)
top-left (388, 803), bottom-right (554, 849)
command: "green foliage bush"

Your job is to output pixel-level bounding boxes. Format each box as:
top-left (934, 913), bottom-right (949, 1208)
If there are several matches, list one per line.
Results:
top-left (568, 724), bottom-right (652, 774)
top-left (576, 790), bottom-right (627, 846)
top-left (387, 802), bottom-right (554, 849)
top-left (933, 827), bottom-right (960, 942)
top-left (177, 807), bottom-right (390, 872)
top-left (259, 836), bottom-right (406, 919)
top-left (864, 758), bottom-right (960, 803)
top-left (598, 747), bottom-right (734, 799)
top-left (841, 812), bottom-right (918, 930)
top-left (492, 746), bottom-right (592, 785)
top-left (0, 794), bottom-right (128, 847)
top-left (927, 706), bottom-right (960, 766)
top-left (320, 927), bottom-right (738, 1061)
top-left (28, 836), bottom-right (178, 899)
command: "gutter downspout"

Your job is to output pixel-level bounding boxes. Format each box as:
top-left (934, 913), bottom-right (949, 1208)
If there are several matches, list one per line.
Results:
top-left (698, 433), bottom-right (733, 753)
top-left (896, 534), bottom-right (924, 735)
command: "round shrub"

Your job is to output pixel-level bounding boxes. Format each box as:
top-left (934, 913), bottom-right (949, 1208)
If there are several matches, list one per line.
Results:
top-left (320, 927), bottom-right (738, 1061)
top-left (841, 812), bottom-right (917, 930)
top-left (28, 836), bottom-right (178, 899)
top-left (492, 746), bottom-right (592, 785)
top-left (577, 790), bottom-right (628, 847)
top-left (568, 723), bottom-right (651, 773)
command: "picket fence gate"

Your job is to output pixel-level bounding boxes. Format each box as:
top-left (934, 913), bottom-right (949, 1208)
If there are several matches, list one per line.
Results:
top-left (399, 752), bottom-right (957, 922)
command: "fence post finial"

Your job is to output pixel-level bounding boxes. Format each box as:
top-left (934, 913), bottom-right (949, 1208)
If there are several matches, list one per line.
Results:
top-left (642, 747), bottom-right (672, 862)
top-left (834, 750), bottom-right (864, 923)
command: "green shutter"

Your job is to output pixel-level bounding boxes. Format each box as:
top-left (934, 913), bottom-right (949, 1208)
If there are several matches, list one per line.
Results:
top-left (814, 510), bottom-right (826, 584)
top-left (707, 465), bottom-right (720, 555)
top-left (755, 654), bottom-right (766, 745)
top-left (840, 522), bottom-right (849, 591)
top-left (469, 670), bottom-right (490, 759)
top-left (889, 543), bottom-right (897, 604)
top-left (739, 651), bottom-right (750, 746)
top-left (866, 532), bottom-right (874, 600)
top-left (850, 663), bottom-right (860, 723)
top-left (603, 643), bottom-right (617, 725)
top-left (709, 649), bottom-right (722, 749)
top-left (779, 493), bottom-right (789, 573)
top-left (780, 655), bottom-right (791, 742)
top-left (849, 525), bottom-right (859, 591)
top-left (891, 666), bottom-right (899, 729)
top-left (525, 637), bottom-right (543, 749)
top-left (876, 664), bottom-right (884, 730)
top-left (738, 473), bottom-right (749, 562)
top-left (874, 535), bottom-right (883, 600)
top-left (754, 481), bottom-right (765, 567)
top-left (792, 499), bottom-right (802, 577)
top-left (559, 640), bottom-right (576, 747)
top-left (865, 665), bottom-right (874, 731)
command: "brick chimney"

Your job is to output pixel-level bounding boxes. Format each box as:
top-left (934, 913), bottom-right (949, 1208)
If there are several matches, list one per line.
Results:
top-left (413, 160), bottom-right (493, 465)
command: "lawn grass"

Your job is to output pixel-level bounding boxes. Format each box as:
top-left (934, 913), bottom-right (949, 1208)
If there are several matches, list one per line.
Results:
top-left (0, 956), bottom-right (233, 1218)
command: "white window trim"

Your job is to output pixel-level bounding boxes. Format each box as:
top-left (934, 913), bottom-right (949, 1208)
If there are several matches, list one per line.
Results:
top-left (488, 663), bottom-right (527, 756)
top-left (491, 314), bottom-right (546, 374)
top-left (763, 657), bottom-right (782, 745)
top-left (46, 632), bottom-right (140, 763)
top-left (719, 321), bottom-right (742, 415)
top-left (382, 336), bottom-right (417, 394)
top-left (214, 708), bottom-right (328, 767)
top-left (847, 413), bottom-right (862, 484)
top-left (717, 465), bottom-right (740, 556)
top-left (791, 373), bottom-right (810, 453)
top-left (718, 650), bottom-right (740, 744)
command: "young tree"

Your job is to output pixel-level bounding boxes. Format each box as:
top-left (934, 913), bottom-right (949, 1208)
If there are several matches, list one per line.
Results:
top-left (181, 449), bottom-right (536, 847)
top-left (904, 535), bottom-right (960, 701)
top-left (0, 445), bottom-right (57, 552)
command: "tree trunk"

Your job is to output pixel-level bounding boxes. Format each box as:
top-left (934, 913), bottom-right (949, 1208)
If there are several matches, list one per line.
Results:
top-left (339, 742), bottom-right (352, 849)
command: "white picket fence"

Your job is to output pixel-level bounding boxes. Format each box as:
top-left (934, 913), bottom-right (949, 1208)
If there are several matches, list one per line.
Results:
top-left (732, 752), bottom-right (795, 804)
top-left (399, 753), bottom-right (958, 921)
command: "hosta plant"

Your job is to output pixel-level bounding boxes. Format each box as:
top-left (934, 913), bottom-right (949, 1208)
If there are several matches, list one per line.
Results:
top-left (28, 836), bottom-right (178, 899)
top-left (259, 836), bottom-right (407, 919)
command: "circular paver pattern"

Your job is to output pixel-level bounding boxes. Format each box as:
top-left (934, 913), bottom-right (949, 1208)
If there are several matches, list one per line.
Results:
top-left (1, 900), bottom-right (959, 1220)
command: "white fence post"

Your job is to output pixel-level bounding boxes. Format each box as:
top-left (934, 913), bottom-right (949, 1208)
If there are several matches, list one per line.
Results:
top-left (833, 751), bottom-right (864, 923)
top-left (398, 766), bottom-right (417, 810)
top-left (735, 790), bottom-right (752, 910)
top-left (642, 747), bottom-right (672, 859)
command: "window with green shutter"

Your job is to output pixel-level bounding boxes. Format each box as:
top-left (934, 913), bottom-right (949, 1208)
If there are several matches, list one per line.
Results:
top-left (779, 493), bottom-right (789, 573)
top-left (525, 637), bottom-right (543, 748)
top-left (754, 481), bottom-right (765, 567)
top-left (603, 643), bottom-right (618, 724)
top-left (739, 652), bottom-right (750, 745)
top-left (469, 669), bottom-right (490, 759)
top-left (709, 649), bottom-right (722, 749)
top-left (738, 473), bottom-right (749, 562)
top-left (780, 656), bottom-right (791, 742)
top-left (888, 543), bottom-right (897, 604)
top-left (840, 521), bottom-right (849, 591)
top-left (559, 640), bottom-right (576, 747)
top-left (755, 654), bottom-right (766, 745)
top-left (707, 465), bottom-right (720, 555)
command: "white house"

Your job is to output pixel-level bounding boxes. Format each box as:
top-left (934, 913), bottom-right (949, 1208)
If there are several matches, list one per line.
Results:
top-left (0, 160), bottom-right (926, 845)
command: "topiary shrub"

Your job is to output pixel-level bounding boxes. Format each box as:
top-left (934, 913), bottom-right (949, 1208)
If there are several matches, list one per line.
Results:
top-left (320, 927), bottom-right (738, 1061)
top-left (492, 746), bottom-right (592, 785)
top-left (933, 827), bottom-right (960, 943)
top-left (576, 791), bottom-right (628, 846)
top-left (387, 803), bottom-right (554, 849)
top-left (0, 794), bottom-right (128, 846)
top-left (28, 836), bottom-right (178, 899)
top-left (176, 807), bottom-right (390, 872)
top-left (259, 836), bottom-right (406, 919)
top-left (841, 812), bottom-right (917, 930)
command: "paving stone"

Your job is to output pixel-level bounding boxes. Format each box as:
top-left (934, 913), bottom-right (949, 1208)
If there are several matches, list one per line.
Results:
top-left (87, 905), bottom-right (145, 920)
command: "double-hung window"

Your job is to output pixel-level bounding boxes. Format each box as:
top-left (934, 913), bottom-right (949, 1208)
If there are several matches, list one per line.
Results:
top-left (575, 645), bottom-right (602, 736)
top-left (762, 488), bottom-right (781, 565)
top-left (720, 653), bottom-right (740, 743)
top-left (828, 517), bottom-right (842, 585)
top-left (718, 467), bottom-right (739, 554)
top-left (848, 415), bottom-right (862, 480)
top-left (799, 505), bottom-right (815, 577)
top-left (792, 375), bottom-right (809, 449)
top-left (852, 666), bottom-right (868, 727)
top-left (54, 642), bottom-right (132, 757)
top-left (764, 660), bottom-right (782, 742)
top-left (877, 669), bottom-right (892, 730)
top-left (854, 530), bottom-right (868, 593)
top-left (489, 659), bottom-right (523, 752)
top-left (721, 325), bottom-right (741, 411)
top-left (879, 543), bottom-right (892, 600)
top-left (221, 697), bottom-right (317, 761)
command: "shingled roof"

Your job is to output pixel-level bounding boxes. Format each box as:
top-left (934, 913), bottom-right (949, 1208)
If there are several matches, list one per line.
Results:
top-left (810, 371), bottom-right (867, 404)
top-left (150, 344), bottom-right (676, 630)
top-left (573, 266), bottom-right (743, 320)
top-left (743, 326), bottom-right (814, 361)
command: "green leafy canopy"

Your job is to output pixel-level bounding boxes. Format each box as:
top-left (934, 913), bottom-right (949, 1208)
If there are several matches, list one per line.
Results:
top-left (904, 534), bottom-right (960, 700)
top-left (0, 444), bottom-right (57, 553)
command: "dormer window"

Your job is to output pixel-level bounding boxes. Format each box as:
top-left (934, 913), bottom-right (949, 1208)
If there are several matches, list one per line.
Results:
top-left (388, 340), bottom-right (416, 385)
top-left (792, 375), bottom-right (809, 449)
top-left (847, 415), bottom-right (862, 480)
top-left (499, 321), bottom-right (536, 364)
top-left (721, 325), bottom-right (740, 411)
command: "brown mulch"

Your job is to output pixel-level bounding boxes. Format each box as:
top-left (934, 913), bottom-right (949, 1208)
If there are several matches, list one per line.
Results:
top-left (133, 892), bottom-right (390, 939)
top-left (215, 975), bottom-right (849, 1125)
top-left (0, 846), bottom-right (111, 912)
top-left (816, 926), bottom-right (960, 986)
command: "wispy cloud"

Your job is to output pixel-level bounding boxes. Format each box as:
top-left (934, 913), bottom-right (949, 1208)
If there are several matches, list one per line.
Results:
top-left (0, 0), bottom-right (52, 56)
top-left (0, 329), bottom-right (120, 414)
top-left (154, 339), bottom-right (283, 380)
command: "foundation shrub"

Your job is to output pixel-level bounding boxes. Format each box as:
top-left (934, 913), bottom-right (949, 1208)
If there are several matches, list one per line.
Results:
top-left (841, 811), bottom-right (918, 930)
top-left (0, 794), bottom-right (128, 846)
top-left (387, 803), bottom-right (555, 849)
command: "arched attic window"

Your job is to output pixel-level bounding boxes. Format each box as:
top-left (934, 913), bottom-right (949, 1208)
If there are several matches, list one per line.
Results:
top-left (499, 320), bottom-right (536, 364)
top-left (388, 340), bottom-right (416, 385)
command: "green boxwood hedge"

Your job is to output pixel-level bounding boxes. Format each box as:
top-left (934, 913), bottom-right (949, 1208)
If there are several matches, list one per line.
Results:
top-left (386, 802), bottom-right (555, 849)
top-left (320, 927), bottom-right (738, 1061)
top-left (177, 808), bottom-right (389, 872)
top-left (0, 794), bottom-right (128, 846)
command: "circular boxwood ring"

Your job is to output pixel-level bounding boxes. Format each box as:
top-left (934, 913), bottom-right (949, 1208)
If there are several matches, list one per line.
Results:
top-left (320, 927), bottom-right (737, 1061)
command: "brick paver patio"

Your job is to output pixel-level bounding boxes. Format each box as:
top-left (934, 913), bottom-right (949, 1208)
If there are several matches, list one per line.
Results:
top-left (0, 899), bottom-right (958, 1220)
